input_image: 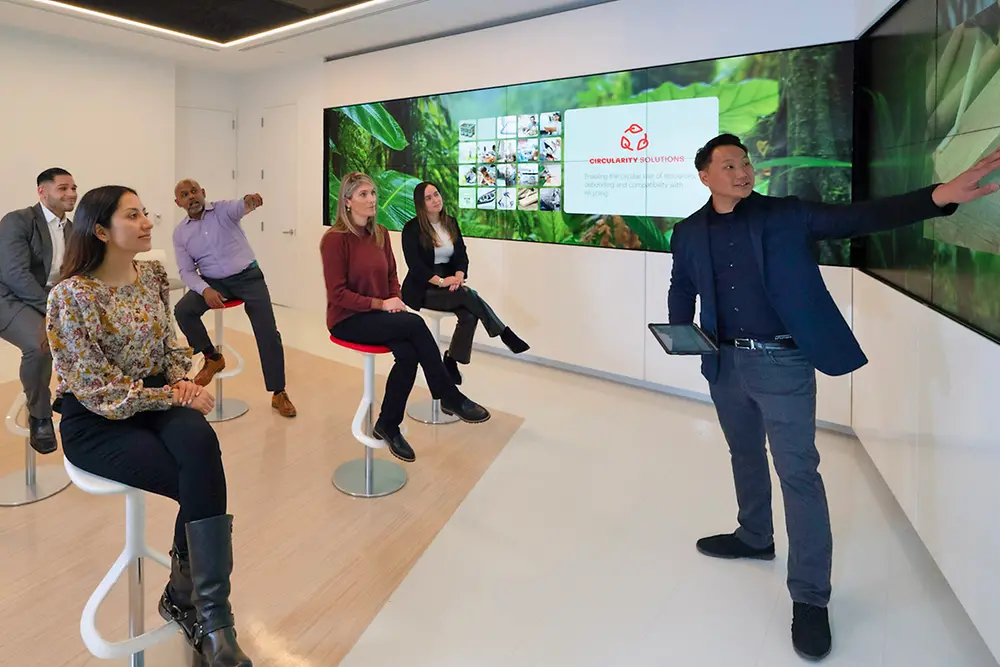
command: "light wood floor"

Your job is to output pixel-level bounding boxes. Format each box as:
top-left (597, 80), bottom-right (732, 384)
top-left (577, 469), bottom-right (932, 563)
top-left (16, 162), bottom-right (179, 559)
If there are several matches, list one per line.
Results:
top-left (0, 329), bottom-right (522, 666)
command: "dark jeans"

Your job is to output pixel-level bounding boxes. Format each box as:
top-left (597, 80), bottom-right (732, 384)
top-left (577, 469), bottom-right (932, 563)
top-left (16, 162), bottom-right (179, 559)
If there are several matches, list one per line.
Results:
top-left (58, 391), bottom-right (227, 555)
top-left (330, 311), bottom-right (466, 431)
top-left (175, 265), bottom-right (285, 392)
top-left (709, 345), bottom-right (832, 607)
top-left (422, 285), bottom-right (505, 364)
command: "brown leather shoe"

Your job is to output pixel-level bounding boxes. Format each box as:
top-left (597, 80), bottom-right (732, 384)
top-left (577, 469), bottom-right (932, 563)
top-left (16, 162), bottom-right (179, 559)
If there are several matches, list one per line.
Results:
top-left (193, 354), bottom-right (226, 387)
top-left (271, 391), bottom-right (296, 417)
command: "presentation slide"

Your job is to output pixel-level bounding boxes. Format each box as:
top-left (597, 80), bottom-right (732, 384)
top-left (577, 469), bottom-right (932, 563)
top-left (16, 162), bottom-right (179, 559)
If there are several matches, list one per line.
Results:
top-left (324, 41), bottom-right (854, 263)
top-left (862, 0), bottom-right (1000, 339)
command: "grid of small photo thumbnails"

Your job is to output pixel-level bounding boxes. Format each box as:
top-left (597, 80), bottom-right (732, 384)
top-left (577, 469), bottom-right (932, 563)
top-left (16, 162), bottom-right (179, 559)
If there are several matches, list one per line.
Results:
top-left (458, 112), bottom-right (563, 212)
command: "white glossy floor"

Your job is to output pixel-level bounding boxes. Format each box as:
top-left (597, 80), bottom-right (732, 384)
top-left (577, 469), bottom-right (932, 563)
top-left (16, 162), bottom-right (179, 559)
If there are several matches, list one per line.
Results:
top-left (1, 304), bottom-right (995, 667)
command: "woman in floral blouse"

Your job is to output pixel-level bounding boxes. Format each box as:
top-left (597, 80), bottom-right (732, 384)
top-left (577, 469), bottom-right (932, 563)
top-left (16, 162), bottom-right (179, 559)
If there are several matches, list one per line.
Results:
top-left (46, 185), bottom-right (252, 667)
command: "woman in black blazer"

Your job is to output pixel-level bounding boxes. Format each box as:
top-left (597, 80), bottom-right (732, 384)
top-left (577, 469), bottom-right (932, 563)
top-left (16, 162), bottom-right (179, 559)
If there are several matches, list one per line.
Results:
top-left (401, 182), bottom-right (528, 384)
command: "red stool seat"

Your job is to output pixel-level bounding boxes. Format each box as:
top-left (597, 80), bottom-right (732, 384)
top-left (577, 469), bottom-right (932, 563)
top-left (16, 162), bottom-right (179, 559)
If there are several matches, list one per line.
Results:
top-left (329, 336), bottom-right (390, 355)
top-left (223, 299), bottom-right (244, 308)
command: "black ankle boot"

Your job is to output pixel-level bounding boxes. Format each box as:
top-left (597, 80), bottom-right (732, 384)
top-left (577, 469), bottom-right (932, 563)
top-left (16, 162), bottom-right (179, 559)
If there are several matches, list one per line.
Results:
top-left (443, 352), bottom-right (463, 385)
top-left (186, 515), bottom-right (253, 667)
top-left (159, 547), bottom-right (199, 644)
top-left (500, 328), bottom-right (529, 354)
top-left (373, 421), bottom-right (415, 463)
top-left (441, 397), bottom-right (491, 423)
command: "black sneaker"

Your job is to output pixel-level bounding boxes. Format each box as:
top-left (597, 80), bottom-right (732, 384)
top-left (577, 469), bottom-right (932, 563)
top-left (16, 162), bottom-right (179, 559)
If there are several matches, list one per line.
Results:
top-left (695, 533), bottom-right (775, 560)
top-left (792, 602), bottom-right (832, 661)
top-left (373, 422), bottom-right (415, 463)
top-left (443, 352), bottom-right (463, 385)
top-left (441, 398), bottom-right (490, 424)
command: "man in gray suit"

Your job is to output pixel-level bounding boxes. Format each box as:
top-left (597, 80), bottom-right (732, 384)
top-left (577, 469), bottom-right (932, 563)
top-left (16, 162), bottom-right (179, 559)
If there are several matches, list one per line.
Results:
top-left (0, 168), bottom-right (77, 453)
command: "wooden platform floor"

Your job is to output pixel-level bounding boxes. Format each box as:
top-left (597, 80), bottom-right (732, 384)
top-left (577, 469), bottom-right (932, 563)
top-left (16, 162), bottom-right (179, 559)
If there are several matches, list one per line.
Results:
top-left (0, 329), bottom-right (522, 666)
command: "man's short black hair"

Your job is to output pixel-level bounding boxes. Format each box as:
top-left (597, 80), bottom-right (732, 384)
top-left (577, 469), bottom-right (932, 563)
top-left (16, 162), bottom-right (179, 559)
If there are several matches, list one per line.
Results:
top-left (37, 168), bottom-right (72, 186)
top-left (694, 134), bottom-right (749, 172)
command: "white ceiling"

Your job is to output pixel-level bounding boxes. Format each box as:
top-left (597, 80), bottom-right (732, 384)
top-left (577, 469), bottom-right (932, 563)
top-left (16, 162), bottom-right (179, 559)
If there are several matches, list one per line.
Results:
top-left (0, 0), bottom-right (617, 71)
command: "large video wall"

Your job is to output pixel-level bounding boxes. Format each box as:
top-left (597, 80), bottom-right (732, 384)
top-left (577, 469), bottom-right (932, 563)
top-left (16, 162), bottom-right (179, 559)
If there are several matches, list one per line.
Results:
top-left (324, 42), bottom-right (855, 264)
top-left (861, 0), bottom-right (1000, 339)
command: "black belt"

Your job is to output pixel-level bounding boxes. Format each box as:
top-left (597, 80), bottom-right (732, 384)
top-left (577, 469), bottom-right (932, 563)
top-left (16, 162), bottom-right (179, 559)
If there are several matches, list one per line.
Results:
top-left (723, 337), bottom-right (798, 351)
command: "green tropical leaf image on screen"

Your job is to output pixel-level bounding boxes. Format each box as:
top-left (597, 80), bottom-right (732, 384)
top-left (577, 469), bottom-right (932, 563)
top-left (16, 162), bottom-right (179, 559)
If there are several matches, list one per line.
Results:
top-left (861, 0), bottom-right (1000, 341)
top-left (324, 41), bottom-right (855, 265)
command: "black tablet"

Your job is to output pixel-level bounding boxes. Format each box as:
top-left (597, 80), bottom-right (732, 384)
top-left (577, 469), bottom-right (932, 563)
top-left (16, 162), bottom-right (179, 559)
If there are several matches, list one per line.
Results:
top-left (648, 323), bottom-right (719, 355)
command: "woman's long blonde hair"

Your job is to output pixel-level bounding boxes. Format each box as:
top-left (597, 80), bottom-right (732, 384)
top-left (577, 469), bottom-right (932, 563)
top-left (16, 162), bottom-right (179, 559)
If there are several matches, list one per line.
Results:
top-left (327, 171), bottom-right (384, 248)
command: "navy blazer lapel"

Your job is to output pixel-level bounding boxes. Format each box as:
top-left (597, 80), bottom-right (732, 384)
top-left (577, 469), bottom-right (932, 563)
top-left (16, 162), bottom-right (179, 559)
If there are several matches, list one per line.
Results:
top-left (687, 201), bottom-right (716, 308)
top-left (32, 204), bottom-right (54, 280)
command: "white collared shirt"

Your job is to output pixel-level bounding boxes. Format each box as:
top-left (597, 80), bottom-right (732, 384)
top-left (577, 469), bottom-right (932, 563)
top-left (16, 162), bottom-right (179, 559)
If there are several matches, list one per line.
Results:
top-left (41, 204), bottom-right (68, 286)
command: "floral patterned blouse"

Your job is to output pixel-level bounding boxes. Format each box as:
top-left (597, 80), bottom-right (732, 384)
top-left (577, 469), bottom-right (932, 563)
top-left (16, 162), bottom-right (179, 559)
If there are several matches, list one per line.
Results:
top-left (46, 260), bottom-right (193, 420)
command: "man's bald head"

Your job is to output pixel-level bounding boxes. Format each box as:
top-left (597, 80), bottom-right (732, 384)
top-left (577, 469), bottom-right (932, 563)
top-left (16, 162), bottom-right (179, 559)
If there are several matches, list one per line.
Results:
top-left (175, 179), bottom-right (207, 219)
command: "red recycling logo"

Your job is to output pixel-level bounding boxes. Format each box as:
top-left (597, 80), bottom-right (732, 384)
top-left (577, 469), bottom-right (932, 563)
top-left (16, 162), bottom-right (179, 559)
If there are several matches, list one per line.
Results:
top-left (620, 123), bottom-right (648, 151)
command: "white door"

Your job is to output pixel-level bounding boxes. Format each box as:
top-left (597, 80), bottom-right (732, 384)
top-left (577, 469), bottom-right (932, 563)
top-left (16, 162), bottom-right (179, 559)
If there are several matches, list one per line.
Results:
top-left (174, 107), bottom-right (237, 277)
top-left (251, 104), bottom-right (299, 307)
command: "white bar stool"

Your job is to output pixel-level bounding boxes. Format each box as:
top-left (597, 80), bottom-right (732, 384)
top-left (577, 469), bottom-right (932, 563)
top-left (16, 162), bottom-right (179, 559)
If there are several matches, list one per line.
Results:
top-left (0, 392), bottom-right (71, 507)
top-left (63, 458), bottom-right (178, 666)
top-left (406, 309), bottom-right (460, 425)
top-left (204, 299), bottom-right (249, 423)
top-left (328, 335), bottom-right (407, 498)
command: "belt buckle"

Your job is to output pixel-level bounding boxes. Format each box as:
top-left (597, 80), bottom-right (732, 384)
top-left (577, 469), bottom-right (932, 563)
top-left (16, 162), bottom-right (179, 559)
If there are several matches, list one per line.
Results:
top-left (734, 338), bottom-right (754, 350)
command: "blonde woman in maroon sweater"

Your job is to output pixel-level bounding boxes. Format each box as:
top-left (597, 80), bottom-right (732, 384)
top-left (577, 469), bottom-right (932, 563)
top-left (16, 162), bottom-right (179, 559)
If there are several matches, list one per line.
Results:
top-left (320, 172), bottom-right (490, 463)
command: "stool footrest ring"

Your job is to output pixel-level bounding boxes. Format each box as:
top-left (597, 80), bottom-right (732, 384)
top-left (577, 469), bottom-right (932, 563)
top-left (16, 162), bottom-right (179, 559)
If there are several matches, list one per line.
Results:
top-left (80, 547), bottom-right (176, 659)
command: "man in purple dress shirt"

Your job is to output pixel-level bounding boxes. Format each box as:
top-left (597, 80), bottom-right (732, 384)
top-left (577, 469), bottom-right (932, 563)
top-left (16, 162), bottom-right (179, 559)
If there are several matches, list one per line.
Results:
top-left (172, 178), bottom-right (296, 418)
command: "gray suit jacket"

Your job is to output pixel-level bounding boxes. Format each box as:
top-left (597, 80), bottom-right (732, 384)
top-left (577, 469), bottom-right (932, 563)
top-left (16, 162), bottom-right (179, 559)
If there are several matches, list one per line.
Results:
top-left (0, 203), bottom-right (72, 330)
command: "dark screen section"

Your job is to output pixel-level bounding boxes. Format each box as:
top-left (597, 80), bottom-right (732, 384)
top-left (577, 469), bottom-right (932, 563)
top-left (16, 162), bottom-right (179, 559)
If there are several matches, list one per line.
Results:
top-left (860, 0), bottom-right (1000, 341)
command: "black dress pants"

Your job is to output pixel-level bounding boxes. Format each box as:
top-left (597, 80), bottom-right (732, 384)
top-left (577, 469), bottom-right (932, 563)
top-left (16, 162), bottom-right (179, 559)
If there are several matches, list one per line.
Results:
top-left (330, 311), bottom-right (466, 431)
top-left (422, 285), bottom-right (506, 364)
top-left (174, 265), bottom-right (286, 392)
top-left (58, 392), bottom-right (227, 555)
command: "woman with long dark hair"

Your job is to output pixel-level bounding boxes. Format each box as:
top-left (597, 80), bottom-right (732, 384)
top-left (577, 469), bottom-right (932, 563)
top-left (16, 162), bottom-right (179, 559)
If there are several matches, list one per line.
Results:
top-left (321, 172), bottom-right (491, 463)
top-left (400, 181), bottom-right (528, 384)
top-left (46, 185), bottom-right (252, 667)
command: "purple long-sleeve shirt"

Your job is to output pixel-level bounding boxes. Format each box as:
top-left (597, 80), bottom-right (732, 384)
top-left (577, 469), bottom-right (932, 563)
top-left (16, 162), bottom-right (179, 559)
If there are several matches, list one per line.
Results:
top-left (173, 199), bottom-right (257, 294)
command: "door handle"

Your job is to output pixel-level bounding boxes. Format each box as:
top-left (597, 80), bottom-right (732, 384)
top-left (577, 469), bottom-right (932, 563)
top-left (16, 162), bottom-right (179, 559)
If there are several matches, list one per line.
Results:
top-left (282, 229), bottom-right (295, 236)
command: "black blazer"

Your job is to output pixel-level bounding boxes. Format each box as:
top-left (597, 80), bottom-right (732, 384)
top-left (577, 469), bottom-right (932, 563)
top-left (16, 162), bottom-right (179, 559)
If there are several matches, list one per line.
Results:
top-left (400, 216), bottom-right (469, 310)
top-left (668, 186), bottom-right (957, 382)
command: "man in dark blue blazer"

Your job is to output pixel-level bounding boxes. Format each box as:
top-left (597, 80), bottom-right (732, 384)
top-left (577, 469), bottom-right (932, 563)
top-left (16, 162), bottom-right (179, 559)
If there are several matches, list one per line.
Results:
top-left (668, 133), bottom-right (1000, 661)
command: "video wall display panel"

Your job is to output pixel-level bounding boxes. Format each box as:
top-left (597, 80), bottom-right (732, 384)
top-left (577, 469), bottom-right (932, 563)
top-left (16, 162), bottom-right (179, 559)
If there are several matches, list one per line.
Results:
top-left (862, 0), bottom-right (1000, 339)
top-left (324, 42), bottom-right (855, 265)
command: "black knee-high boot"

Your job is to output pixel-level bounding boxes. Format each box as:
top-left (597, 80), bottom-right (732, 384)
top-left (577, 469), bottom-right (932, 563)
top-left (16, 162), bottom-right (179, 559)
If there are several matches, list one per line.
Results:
top-left (159, 546), bottom-right (199, 642)
top-left (186, 515), bottom-right (252, 667)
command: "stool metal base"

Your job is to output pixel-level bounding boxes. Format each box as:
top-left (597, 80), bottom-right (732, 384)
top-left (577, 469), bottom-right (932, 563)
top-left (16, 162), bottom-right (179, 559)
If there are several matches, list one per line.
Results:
top-left (0, 463), bottom-right (71, 506)
top-left (406, 399), bottom-right (460, 425)
top-left (333, 459), bottom-right (407, 498)
top-left (204, 398), bottom-right (250, 423)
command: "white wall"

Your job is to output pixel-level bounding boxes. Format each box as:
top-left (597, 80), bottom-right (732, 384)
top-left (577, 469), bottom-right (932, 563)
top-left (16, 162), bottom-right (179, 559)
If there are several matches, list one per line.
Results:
top-left (232, 0), bottom-right (869, 426)
top-left (852, 272), bottom-right (1000, 658)
top-left (0, 26), bottom-right (176, 264)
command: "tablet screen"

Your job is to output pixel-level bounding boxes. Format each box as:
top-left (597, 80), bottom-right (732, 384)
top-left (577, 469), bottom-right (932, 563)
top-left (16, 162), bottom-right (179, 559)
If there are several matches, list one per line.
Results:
top-left (648, 323), bottom-right (719, 355)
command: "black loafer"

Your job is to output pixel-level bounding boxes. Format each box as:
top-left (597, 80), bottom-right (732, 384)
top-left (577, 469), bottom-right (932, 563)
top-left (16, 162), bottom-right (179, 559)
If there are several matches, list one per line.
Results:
top-left (792, 602), bottom-right (832, 661)
top-left (373, 422), bottom-right (415, 463)
top-left (695, 533), bottom-right (775, 560)
top-left (28, 417), bottom-right (57, 455)
top-left (441, 398), bottom-right (490, 424)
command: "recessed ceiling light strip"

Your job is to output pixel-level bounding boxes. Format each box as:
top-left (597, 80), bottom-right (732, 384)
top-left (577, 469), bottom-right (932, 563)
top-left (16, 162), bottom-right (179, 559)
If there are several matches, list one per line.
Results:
top-left (17, 0), bottom-right (401, 48)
